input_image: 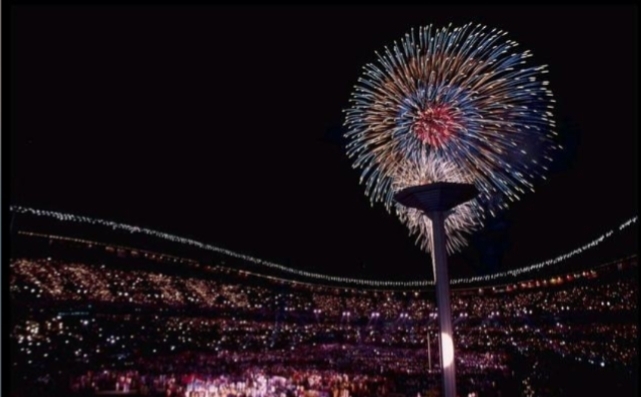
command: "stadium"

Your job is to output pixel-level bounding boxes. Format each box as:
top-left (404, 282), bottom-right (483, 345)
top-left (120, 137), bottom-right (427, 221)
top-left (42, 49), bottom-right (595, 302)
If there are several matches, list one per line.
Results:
top-left (8, 5), bottom-right (637, 397)
top-left (8, 209), bottom-right (638, 396)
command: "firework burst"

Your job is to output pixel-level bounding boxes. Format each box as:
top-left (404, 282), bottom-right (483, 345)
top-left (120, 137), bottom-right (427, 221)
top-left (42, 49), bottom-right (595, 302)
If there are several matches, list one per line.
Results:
top-left (344, 23), bottom-right (560, 253)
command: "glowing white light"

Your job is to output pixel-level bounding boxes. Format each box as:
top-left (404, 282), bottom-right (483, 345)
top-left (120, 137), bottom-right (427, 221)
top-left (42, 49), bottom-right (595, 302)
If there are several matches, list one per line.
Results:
top-left (441, 332), bottom-right (454, 368)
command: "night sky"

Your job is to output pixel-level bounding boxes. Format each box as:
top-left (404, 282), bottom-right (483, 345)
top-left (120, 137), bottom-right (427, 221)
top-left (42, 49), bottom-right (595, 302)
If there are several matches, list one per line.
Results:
top-left (10, 6), bottom-right (638, 280)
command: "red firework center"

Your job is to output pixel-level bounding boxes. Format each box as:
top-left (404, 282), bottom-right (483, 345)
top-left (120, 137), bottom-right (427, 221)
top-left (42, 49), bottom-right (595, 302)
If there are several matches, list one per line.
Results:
top-left (412, 105), bottom-right (460, 147)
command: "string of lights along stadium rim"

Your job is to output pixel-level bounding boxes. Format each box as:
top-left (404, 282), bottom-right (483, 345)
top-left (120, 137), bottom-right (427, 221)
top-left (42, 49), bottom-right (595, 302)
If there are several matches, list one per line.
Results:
top-left (10, 206), bottom-right (637, 287)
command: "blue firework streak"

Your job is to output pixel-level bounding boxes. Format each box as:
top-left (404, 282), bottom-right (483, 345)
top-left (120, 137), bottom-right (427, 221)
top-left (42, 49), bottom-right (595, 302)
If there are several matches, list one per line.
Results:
top-left (344, 23), bottom-right (561, 253)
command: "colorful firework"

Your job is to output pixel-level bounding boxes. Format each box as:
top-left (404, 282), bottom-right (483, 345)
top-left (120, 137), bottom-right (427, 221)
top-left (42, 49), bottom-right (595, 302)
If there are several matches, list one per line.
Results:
top-left (344, 23), bottom-right (561, 253)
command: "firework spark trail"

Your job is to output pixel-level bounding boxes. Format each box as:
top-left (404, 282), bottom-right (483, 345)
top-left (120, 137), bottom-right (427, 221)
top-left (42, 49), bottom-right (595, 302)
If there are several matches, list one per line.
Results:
top-left (344, 23), bottom-right (561, 252)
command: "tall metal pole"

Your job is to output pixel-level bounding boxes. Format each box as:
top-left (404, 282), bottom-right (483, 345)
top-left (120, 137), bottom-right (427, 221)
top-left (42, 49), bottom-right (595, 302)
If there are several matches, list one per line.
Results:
top-left (394, 182), bottom-right (477, 397)
top-left (427, 330), bottom-right (432, 371)
top-left (428, 211), bottom-right (456, 397)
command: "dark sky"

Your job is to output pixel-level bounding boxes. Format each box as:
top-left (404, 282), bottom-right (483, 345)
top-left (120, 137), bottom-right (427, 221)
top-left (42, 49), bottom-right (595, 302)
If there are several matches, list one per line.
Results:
top-left (10, 5), bottom-right (638, 281)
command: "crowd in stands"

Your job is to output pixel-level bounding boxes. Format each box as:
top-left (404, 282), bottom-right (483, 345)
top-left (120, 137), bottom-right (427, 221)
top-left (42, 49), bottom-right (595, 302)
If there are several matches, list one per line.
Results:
top-left (10, 257), bottom-right (637, 320)
top-left (69, 367), bottom-right (392, 397)
top-left (9, 239), bottom-right (638, 397)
